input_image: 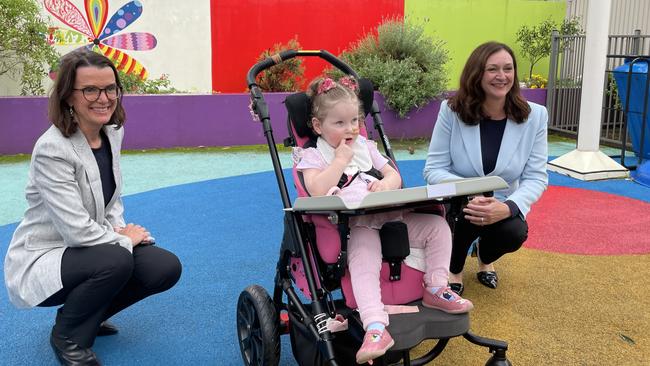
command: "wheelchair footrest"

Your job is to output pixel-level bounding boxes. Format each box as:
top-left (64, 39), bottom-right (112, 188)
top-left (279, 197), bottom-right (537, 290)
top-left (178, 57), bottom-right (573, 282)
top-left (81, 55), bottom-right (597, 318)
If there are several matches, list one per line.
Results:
top-left (385, 301), bottom-right (470, 351)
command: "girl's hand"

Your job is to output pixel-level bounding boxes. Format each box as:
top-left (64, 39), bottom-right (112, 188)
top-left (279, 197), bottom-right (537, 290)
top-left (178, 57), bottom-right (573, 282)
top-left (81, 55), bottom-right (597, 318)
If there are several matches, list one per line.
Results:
top-left (333, 139), bottom-right (354, 165)
top-left (117, 223), bottom-right (150, 246)
top-left (462, 196), bottom-right (511, 226)
top-left (367, 179), bottom-right (392, 192)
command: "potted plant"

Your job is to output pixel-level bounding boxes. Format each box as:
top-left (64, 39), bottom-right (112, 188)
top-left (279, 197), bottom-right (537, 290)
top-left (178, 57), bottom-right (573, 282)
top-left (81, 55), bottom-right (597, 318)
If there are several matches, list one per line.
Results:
top-left (255, 36), bottom-right (305, 92)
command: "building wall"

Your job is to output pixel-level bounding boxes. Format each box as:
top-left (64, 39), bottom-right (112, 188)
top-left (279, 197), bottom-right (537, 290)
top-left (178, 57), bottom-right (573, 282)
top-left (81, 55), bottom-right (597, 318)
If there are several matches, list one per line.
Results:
top-left (3, 0), bottom-right (574, 95)
top-left (0, 88), bottom-right (547, 155)
top-left (209, 0), bottom-right (404, 93)
top-left (407, 0), bottom-right (566, 87)
top-left (25, 0), bottom-right (212, 95)
top-left (140, 1), bottom-right (212, 92)
top-left (566, 0), bottom-right (650, 34)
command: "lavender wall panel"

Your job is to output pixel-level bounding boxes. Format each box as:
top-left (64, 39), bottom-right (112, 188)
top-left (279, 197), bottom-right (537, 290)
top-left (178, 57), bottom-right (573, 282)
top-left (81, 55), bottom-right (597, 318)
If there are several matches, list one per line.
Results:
top-left (0, 89), bottom-right (546, 155)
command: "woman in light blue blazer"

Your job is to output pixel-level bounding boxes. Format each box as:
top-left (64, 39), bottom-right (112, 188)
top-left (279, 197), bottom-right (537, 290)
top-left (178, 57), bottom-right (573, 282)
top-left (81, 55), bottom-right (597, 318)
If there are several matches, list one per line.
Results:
top-left (423, 42), bottom-right (548, 296)
top-left (4, 50), bottom-right (181, 366)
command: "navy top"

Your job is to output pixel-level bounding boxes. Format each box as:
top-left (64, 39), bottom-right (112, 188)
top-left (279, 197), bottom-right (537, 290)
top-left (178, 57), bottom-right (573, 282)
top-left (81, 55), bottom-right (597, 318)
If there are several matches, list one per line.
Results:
top-left (480, 118), bottom-right (520, 218)
top-left (480, 118), bottom-right (507, 175)
top-left (91, 130), bottom-right (116, 207)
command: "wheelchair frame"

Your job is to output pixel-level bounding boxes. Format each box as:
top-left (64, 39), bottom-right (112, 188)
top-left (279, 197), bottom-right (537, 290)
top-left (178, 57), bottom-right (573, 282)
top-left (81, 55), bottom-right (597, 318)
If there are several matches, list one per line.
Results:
top-left (239, 49), bottom-right (513, 366)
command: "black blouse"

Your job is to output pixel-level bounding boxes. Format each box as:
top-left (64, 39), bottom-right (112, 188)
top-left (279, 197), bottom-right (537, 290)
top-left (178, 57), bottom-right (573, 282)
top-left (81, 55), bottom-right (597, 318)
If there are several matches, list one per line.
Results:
top-left (479, 117), bottom-right (507, 175)
top-left (479, 118), bottom-right (520, 218)
top-left (91, 130), bottom-right (116, 207)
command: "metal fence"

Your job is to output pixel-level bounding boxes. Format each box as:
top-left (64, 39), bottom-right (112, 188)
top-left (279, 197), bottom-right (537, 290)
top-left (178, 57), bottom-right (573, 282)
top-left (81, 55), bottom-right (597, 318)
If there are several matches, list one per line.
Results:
top-left (546, 32), bottom-right (586, 136)
top-left (546, 30), bottom-right (650, 153)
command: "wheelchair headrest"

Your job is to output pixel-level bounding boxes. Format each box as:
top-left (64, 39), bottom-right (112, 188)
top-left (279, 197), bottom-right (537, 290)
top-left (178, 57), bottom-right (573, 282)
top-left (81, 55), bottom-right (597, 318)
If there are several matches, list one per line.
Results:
top-left (284, 78), bottom-right (375, 148)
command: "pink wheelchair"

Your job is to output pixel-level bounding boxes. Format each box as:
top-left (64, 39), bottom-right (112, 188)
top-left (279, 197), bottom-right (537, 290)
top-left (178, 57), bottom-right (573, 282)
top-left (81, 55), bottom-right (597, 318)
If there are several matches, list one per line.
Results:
top-left (238, 50), bottom-right (513, 366)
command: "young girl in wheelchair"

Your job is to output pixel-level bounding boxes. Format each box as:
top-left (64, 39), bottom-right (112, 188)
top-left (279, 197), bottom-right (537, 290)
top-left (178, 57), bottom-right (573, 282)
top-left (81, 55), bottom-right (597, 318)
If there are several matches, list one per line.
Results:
top-left (294, 77), bottom-right (474, 364)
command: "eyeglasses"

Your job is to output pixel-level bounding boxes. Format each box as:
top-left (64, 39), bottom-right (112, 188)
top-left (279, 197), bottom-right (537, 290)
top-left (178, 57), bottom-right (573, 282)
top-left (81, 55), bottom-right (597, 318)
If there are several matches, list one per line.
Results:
top-left (73, 85), bottom-right (121, 102)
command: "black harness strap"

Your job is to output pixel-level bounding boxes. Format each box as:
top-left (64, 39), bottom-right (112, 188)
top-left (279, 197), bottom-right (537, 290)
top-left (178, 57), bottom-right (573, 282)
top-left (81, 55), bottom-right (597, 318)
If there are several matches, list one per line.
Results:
top-left (336, 167), bottom-right (384, 189)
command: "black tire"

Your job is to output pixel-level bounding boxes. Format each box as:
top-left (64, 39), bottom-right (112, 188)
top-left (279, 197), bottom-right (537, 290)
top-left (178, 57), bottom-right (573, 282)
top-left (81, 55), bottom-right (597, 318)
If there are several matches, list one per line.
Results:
top-left (237, 285), bottom-right (280, 366)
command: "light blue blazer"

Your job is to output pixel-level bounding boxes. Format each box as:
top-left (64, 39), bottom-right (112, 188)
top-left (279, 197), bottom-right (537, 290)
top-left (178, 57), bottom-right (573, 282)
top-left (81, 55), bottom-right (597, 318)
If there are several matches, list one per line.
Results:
top-left (4, 125), bottom-right (132, 308)
top-left (423, 100), bottom-right (548, 218)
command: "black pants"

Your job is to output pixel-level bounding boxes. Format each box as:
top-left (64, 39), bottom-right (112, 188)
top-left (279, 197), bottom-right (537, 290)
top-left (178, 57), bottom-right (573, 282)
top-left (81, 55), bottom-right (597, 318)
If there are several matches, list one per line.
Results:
top-left (449, 214), bottom-right (528, 274)
top-left (39, 244), bottom-right (182, 347)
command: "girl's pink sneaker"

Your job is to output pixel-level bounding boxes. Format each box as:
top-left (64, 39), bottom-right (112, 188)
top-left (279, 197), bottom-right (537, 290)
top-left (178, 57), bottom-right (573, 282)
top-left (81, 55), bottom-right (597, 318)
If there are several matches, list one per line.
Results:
top-left (355, 329), bottom-right (395, 364)
top-left (422, 287), bottom-right (474, 314)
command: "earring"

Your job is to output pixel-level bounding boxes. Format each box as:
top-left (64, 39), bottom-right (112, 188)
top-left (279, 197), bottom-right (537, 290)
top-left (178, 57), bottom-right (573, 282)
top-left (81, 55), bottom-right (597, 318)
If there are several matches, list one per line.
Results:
top-left (69, 106), bottom-right (76, 122)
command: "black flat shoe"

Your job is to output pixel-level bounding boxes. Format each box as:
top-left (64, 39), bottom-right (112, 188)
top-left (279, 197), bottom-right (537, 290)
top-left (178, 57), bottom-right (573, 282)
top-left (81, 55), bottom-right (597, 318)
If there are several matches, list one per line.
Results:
top-left (97, 321), bottom-right (118, 336)
top-left (448, 283), bottom-right (464, 296)
top-left (50, 329), bottom-right (101, 366)
top-left (477, 271), bottom-right (498, 289)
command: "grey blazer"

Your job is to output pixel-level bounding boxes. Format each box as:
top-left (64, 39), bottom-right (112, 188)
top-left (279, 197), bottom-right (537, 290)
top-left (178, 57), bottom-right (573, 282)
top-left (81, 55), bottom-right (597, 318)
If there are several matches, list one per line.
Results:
top-left (423, 101), bottom-right (548, 218)
top-left (4, 125), bottom-right (132, 308)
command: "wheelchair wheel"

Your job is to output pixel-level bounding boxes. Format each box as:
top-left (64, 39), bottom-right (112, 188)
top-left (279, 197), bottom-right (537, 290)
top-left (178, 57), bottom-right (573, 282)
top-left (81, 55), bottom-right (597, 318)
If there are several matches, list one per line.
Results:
top-left (237, 285), bottom-right (280, 366)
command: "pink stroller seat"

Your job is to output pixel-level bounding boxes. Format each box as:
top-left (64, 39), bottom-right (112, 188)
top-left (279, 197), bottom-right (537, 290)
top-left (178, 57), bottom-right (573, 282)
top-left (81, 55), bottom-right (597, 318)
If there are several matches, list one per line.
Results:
top-left (285, 82), bottom-right (442, 309)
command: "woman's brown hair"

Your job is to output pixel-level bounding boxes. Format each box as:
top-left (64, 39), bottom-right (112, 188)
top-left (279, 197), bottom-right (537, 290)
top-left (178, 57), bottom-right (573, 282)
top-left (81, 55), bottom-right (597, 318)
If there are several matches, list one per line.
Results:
top-left (49, 49), bottom-right (126, 137)
top-left (448, 41), bottom-right (530, 125)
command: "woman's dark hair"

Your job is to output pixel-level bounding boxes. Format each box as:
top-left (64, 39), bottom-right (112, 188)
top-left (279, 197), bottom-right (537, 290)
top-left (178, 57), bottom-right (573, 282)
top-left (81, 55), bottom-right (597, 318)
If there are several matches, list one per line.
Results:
top-left (49, 49), bottom-right (126, 137)
top-left (448, 41), bottom-right (530, 125)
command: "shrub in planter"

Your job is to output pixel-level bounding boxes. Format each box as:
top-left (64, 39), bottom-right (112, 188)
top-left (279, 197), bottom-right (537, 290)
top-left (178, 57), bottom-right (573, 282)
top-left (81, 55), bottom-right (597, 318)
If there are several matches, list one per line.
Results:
top-left (523, 73), bottom-right (548, 89)
top-left (332, 18), bottom-right (449, 117)
top-left (119, 70), bottom-right (182, 94)
top-left (255, 36), bottom-right (305, 92)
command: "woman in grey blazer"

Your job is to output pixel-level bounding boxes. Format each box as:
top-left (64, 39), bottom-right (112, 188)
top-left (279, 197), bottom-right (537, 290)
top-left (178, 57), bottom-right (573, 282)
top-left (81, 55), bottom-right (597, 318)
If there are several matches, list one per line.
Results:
top-left (423, 42), bottom-right (548, 296)
top-left (4, 50), bottom-right (181, 366)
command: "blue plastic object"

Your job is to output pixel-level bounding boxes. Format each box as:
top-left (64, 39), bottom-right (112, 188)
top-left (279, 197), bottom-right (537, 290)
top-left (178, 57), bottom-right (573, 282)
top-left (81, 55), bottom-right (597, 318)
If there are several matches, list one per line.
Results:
top-left (612, 59), bottom-right (650, 160)
top-left (631, 160), bottom-right (650, 187)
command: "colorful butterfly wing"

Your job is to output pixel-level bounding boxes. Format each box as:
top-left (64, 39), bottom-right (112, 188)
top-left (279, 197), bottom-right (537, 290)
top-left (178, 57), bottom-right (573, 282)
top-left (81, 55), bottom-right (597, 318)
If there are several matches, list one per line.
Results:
top-left (84, 0), bottom-right (109, 38)
top-left (47, 27), bottom-right (90, 46)
top-left (44, 0), bottom-right (94, 38)
top-left (101, 32), bottom-right (157, 51)
top-left (100, 1), bottom-right (144, 40)
top-left (97, 44), bottom-right (148, 80)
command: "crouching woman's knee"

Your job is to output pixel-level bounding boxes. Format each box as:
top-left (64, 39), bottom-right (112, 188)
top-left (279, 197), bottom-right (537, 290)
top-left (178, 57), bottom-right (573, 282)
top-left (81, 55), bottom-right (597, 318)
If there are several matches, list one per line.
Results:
top-left (158, 251), bottom-right (182, 292)
top-left (94, 244), bottom-right (135, 287)
top-left (501, 217), bottom-right (529, 253)
top-left (139, 246), bottom-right (182, 293)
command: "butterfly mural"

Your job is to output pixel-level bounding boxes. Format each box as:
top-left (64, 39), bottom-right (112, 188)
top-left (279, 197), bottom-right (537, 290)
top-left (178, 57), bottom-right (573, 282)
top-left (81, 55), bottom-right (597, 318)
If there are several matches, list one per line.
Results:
top-left (45, 0), bottom-right (157, 79)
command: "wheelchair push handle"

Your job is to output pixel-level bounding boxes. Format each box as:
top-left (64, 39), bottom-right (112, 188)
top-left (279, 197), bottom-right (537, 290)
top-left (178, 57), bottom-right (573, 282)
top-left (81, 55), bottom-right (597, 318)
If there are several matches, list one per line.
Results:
top-left (246, 49), bottom-right (358, 88)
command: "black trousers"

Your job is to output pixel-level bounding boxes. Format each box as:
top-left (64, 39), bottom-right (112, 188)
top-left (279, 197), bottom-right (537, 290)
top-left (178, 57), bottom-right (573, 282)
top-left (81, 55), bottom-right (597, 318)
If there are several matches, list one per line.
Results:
top-left (39, 244), bottom-right (182, 347)
top-left (449, 214), bottom-right (528, 274)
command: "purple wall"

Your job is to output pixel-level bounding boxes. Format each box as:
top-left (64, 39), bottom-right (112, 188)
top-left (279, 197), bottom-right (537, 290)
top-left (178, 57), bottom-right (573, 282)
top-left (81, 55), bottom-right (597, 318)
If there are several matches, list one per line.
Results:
top-left (0, 89), bottom-right (546, 155)
top-left (374, 88), bottom-right (547, 140)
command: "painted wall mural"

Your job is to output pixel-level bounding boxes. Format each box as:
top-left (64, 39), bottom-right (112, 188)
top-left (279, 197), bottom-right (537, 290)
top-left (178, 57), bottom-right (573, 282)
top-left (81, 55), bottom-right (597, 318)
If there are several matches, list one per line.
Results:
top-left (0, 0), bottom-right (565, 96)
top-left (44, 0), bottom-right (157, 79)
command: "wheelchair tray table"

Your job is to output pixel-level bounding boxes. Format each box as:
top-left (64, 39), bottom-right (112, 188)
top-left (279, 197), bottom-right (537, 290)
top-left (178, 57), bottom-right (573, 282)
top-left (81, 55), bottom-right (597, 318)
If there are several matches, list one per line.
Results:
top-left (290, 176), bottom-right (508, 214)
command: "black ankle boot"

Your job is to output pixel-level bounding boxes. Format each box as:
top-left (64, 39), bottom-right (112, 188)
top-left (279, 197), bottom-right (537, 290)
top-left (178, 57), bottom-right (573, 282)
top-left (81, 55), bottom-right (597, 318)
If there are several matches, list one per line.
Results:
top-left (97, 321), bottom-right (118, 336)
top-left (50, 329), bottom-right (101, 366)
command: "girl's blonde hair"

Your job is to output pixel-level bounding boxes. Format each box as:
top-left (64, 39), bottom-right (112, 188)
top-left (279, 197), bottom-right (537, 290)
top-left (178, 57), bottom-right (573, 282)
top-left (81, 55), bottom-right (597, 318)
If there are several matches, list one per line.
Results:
top-left (306, 77), bottom-right (361, 127)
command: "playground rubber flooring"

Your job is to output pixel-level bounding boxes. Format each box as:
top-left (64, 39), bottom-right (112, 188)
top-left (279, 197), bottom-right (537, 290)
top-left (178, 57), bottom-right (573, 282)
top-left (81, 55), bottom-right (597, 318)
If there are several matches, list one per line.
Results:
top-left (0, 142), bottom-right (648, 365)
